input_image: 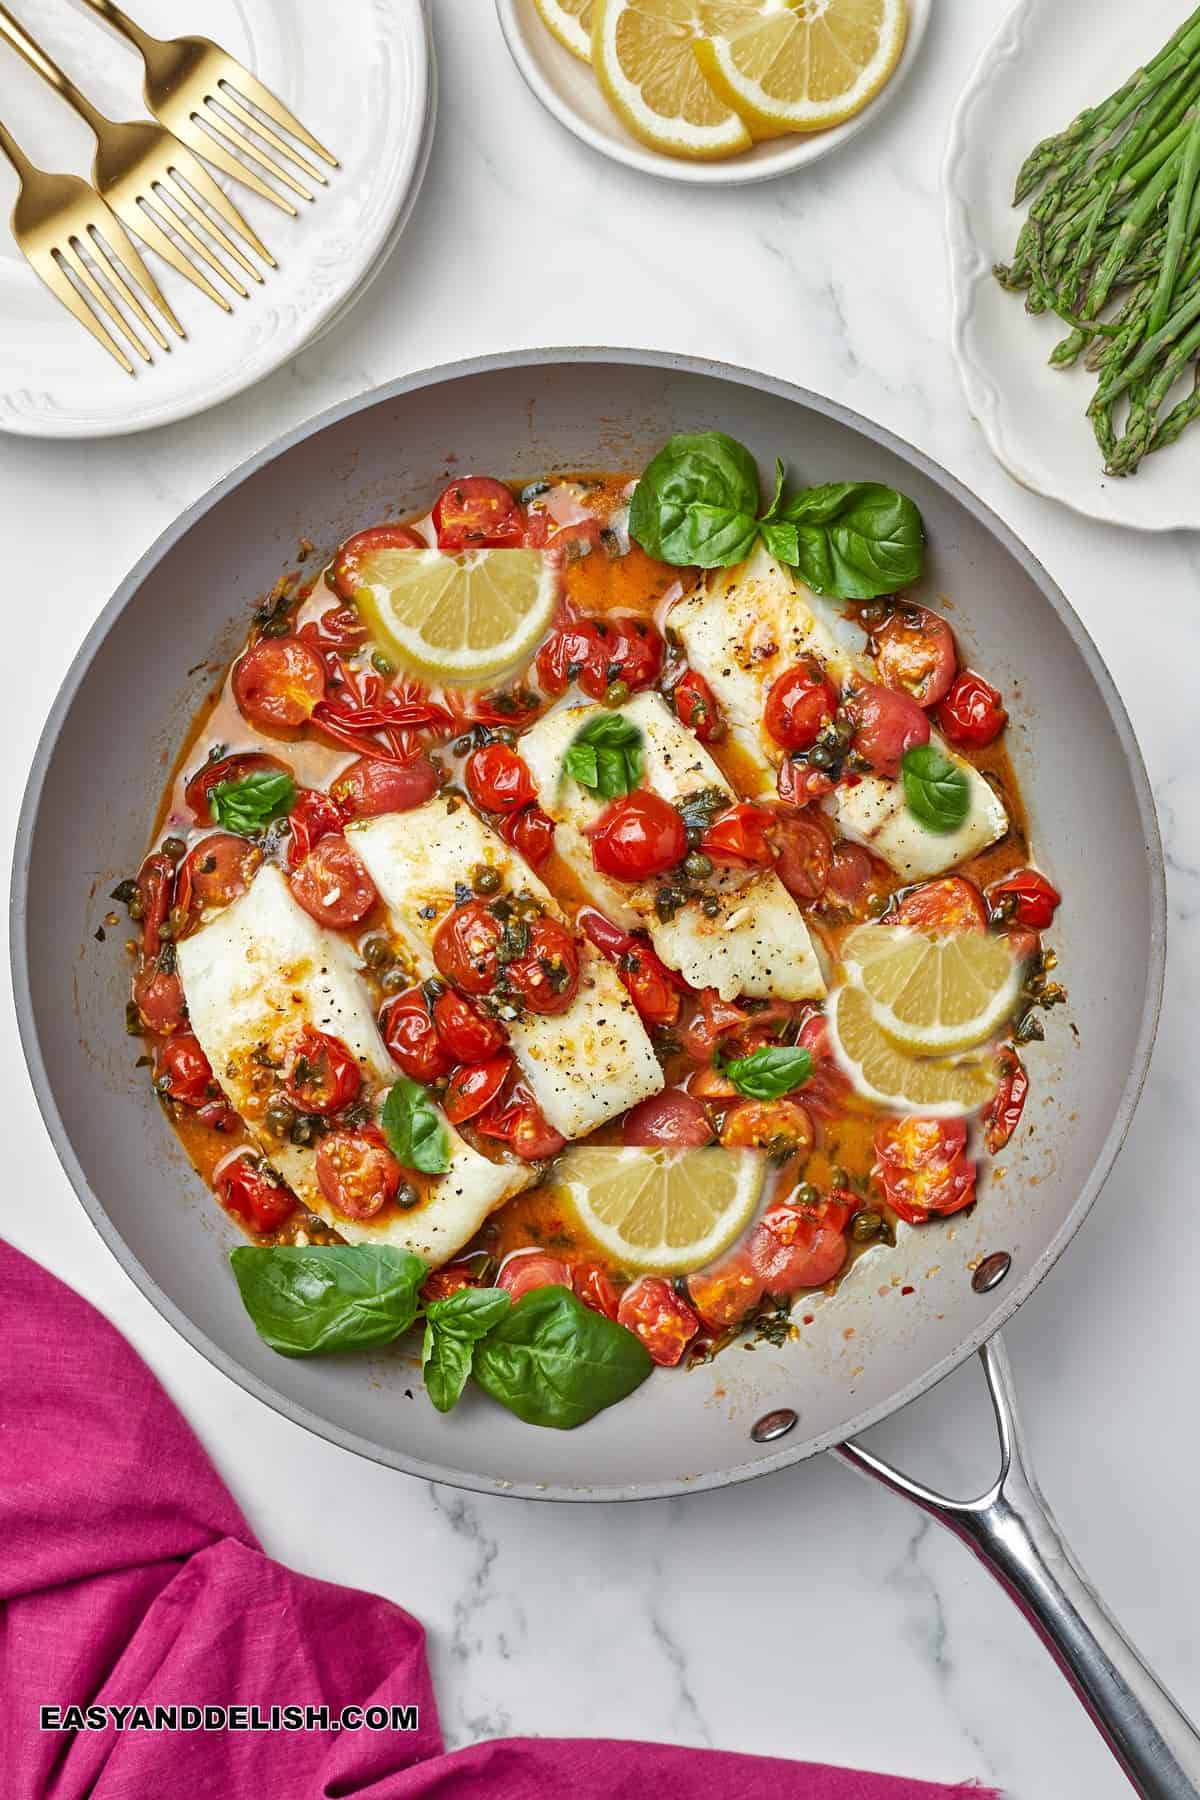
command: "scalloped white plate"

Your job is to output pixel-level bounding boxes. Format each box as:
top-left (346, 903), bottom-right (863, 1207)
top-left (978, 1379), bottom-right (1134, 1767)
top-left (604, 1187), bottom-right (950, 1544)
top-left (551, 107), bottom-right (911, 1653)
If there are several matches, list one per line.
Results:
top-left (0, 0), bottom-right (431, 439)
top-left (946, 0), bottom-right (1200, 531)
top-left (496, 0), bottom-right (931, 187)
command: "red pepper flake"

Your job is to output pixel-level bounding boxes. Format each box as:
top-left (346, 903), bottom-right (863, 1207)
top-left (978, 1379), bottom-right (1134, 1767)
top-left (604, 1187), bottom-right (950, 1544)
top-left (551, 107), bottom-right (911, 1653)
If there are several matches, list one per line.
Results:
top-left (901, 1285), bottom-right (915, 1296)
top-left (802, 1314), bottom-right (815, 1326)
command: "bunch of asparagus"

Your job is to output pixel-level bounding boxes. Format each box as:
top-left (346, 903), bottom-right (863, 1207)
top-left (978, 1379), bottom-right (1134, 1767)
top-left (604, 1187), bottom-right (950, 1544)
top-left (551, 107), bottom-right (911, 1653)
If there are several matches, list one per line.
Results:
top-left (995, 8), bottom-right (1200, 477)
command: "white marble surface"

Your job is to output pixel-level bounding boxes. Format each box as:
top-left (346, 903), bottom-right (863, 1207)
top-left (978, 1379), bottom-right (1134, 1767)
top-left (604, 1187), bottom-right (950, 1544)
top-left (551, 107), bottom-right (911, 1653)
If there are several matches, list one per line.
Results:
top-left (3, 3), bottom-right (1198, 1794)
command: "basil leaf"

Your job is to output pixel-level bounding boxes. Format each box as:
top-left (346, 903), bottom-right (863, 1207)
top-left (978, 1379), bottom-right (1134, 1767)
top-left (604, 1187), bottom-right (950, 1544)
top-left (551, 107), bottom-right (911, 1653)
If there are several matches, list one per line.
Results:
top-left (629, 431), bottom-right (762, 568)
top-left (759, 519), bottom-right (800, 567)
top-left (382, 1077), bottom-right (451, 1175)
top-left (761, 456), bottom-right (787, 521)
top-left (209, 768), bottom-right (296, 836)
top-left (901, 744), bottom-right (971, 834)
top-left (422, 1286), bottom-right (511, 1413)
top-left (562, 712), bottom-right (644, 798)
top-left (724, 1045), bottom-right (814, 1100)
top-left (473, 1284), bottom-right (652, 1430)
top-left (779, 483), bottom-right (925, 599)
top-left (230, 1244), bottom-right (426, 1357)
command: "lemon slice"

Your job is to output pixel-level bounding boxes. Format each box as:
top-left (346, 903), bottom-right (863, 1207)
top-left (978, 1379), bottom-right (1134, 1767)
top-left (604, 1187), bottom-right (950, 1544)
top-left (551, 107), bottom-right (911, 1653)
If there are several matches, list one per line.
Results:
top-left (842, 924), bottom-right (1021, 1056)
top-left (592, 0), bottom-right (755, 160)
top-left (347, 547), bottom-right (559, 686)
top-left (828, 984), bottom-right (998, 1117)
top-left (555, 1146), bottom-right (763, 1274)
top-left (534, 0), bottom-right (594, 60)
top-left (694, 0), bottom-right (907, 139)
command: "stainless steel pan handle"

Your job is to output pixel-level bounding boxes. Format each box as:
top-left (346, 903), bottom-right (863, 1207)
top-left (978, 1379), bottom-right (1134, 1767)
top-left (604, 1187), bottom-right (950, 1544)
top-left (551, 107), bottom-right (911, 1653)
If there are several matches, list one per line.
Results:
top-left (833, 1337), bottom-right (1200, 1799)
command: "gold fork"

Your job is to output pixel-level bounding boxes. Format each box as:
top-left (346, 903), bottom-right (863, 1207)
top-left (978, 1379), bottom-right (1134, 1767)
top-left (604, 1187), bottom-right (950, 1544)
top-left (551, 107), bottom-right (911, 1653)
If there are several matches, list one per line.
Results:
top-left (76, 0), bottom-right (337, 214)
top-left (0, 113), bottom-right (177, 372)
top-left (0, 2), bottom-right (274, 313)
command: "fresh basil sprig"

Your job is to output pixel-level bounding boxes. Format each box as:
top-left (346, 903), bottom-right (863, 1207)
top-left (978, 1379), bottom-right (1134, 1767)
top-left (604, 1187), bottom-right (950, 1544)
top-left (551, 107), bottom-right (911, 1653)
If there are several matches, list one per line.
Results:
top-left (210, 768), bottom-right (296, 836)
top-left (472, 1285), bottom-right (652, 1430)
top-left (629, 432), bottom-right (925, 600)
top-left (723, 1044), bottom-right (814, 1100)
top-left (422, 1285), bottom-right (511, 1413)
top-left (382, 1077), bottom-right (452, 1175)
top-left (230, 1244), bottom-right (426, 1357)
top-left (901, 744), bottom-right (970, 833)
top-left (562, 712), bottom-right (644, 798)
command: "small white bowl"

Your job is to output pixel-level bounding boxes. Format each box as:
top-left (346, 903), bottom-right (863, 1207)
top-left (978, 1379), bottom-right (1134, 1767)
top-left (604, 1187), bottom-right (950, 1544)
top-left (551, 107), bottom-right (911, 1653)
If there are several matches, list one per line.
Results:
top-left (495, 0), bottom-right (931, 187)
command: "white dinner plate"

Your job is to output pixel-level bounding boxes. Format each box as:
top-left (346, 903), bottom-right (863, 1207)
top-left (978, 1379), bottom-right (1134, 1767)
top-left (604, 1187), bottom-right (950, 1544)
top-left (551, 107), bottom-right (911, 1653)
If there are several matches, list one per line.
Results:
top-left (0, 0), bottom-right (431, 438)
top-left (496, 0), bottom-right (931, 188)
top-left (945, 0), bottom-right (1200, 532)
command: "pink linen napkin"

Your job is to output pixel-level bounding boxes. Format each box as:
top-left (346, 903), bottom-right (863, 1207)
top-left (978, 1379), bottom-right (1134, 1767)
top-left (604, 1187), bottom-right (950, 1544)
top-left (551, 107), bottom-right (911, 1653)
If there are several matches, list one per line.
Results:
top-left (0, 1239), bottom-right (998, 1798)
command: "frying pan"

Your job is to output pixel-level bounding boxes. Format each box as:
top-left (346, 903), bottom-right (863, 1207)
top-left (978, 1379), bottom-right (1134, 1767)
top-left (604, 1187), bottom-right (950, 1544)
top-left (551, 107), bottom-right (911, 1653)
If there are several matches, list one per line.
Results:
top-left (11, 350), bottom-right (1193, 1794)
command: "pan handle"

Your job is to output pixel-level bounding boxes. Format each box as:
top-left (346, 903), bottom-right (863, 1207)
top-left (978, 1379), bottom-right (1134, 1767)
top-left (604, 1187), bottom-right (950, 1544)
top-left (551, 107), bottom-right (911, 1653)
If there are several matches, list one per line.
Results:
top-left (833, 1336), bottom-right (1200, 1799)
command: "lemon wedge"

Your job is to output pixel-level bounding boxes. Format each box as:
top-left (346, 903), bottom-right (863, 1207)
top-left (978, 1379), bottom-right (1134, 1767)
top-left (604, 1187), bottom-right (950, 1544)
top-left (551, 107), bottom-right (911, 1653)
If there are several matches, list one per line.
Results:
top-left (694, 0), bottom-right (907, 140)
top-left (592, 0), bottom-right (755, 160)
top-left (534, 0), bottom-right (594, 60)
top-left (828, 984), bottom-right (998, 1117)
top-left (346, 546), bottom-right (559, 686)
top-left (842, 924), bottom-right (1022, 1056)
top-left (555, 1145), bottom-right (763, 1274)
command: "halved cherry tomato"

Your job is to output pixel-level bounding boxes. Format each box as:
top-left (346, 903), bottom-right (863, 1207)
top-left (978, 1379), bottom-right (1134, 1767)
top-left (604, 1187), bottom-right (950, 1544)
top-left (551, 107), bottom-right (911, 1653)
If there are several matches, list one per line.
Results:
top-left (622, 1089), bottom-right (713, 1148)
top-left (233, 636), bottom-right (326, 729)
top-left (465, 742), bottom-right (536, 814)
top-left (504, 915), bottom-right (580, 1016)
top-left (331, 754), bottom-right (439, 819)
top-left (136, 851), bottom-right (174, 958)
top-left (444, 1053), bottom-right (513, 1125)
top-left (433, 989), bottom-right (505, 1063)
top-left (536, 610), bottom-right (607, 698)
top-left (298, 604), bottom-right (369, 654)
top-left (420, 1265), bottom-right (477, 1304)
top-left (671, 668), bottom-right (722, 741)
top-left (777, 757), bottom-right (835, 805)
top-left (281, 1027), bottom-right (361, 1115)
top-left (680, 988), bottom-right (748, 1060)
top-left (286, 788), bottom-right (344, 870)
top-left (133, 964), bottom-right (186, 1036)
top-left (795, 1013), bottom-right (852, 1119)
top-left (687, 1251), bottom-right (764, 1332)
top-left (825, 841), bottom-right (883, 910)
top-left (774, 813), bottom-right (831, 901)
top-left (747, 1203), bottom-right (849, 1293)
top-left (433, 899), bottom-right (504, 995)
top-left (177, 833), bottom-right (262, 924)
top-left (847, 682), bottom-right (930, 779)
top-left (433, 476), bottom-right (524, 550)
top-left (700, 801), bottom-right (774, 867)
top-left (476, 1081), bottom-right (567, 1159)
top-left (894, 876), bottom-right (987, 935)
top-left (937, 669), bottom-right (1008, 748)
top-left (316, 1125), bottom-right (404, 1220)
top-left (617, 1277), bottom-right (700, 1367)
top-left (576, 906), bottom-right (684, 1028)
top-left (720, 1099), bottom-right (814, 1156)
top-left (290, 835), bottom-right (378, 929)
top-left (605, 616), bottom-right (663, 691)
top-left (500, 804), bottom-right (555, 869)
top-left (874, 1116), bottom-right (977, 1224)
top-left (380, 988), bottom-right (453, 1083)
top-left (217, 1152), bottom-right (296, 1232)
top-left (185, 752), bottom-right (292, 824)
top-left (764, 663), bottom-right (839, 751)
top-left (331, 522), bottom-right (425, 601)
top-left (985, 1048), bottom-right (1029, 1155)
top-left (154, 1032), bottom-right (217, 1107)
top-left (497, 1249), bottom-right (570, 1301)
top-left (874, 606), bottom-right (957, 708)
top-left (589, 791), bottom-right (686, 882)
top-left (988, 868), bottom-right (1061, 931)
top-left (573, 1261), bottom-right (621, 1320)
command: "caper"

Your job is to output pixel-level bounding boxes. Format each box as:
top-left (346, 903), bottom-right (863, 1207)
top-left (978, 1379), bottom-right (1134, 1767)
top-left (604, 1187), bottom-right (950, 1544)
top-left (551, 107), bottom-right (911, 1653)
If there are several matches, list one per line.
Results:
top-left (473, 864), bottom-right (502, 895)
top-left (162, 836), bottom-right (187, 862)
top-left (491, 726), bottom-right (517, 747)
top-left (265, 1096), bottom-right (296, 1136)
top-left (371, 652), bottom-right (394, 676)
top-left (808, 744), bottom-right (835, 770)
top-left (683, 850), bottom-right (713, 882)
top-left (128, 896), bottom-right (145, 922)
top-left (451, 735), bottom-right (474, 755)
top-left (851, 1210), bottom-right (884, 1244)
top-left (701, 895), bottom-right (721, 918)
top-left (395, 1183), bottom-right (421, 1211)
top-left (865, 892), bottom-right (889, 919)
top-left (685, 825), bottom-right (703, 849)
top-left (380, 966), bottom-right (406, 993)
top-left (604, 679), bottom-right (631, 707)
top-left (362, 936), bottom-right (393, 970)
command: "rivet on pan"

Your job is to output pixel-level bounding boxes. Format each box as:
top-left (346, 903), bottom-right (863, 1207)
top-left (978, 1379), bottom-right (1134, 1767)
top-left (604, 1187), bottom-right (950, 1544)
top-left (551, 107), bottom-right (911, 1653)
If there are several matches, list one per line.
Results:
top-left (972, 1252), bottom-right (1012, 1294)
top-left (751, 1408), bottom-right (798, 1444)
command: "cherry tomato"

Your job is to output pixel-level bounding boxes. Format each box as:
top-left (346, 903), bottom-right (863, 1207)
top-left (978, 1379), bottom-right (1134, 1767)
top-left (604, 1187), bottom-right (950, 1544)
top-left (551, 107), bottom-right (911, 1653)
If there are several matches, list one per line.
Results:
top-left (135, 850), bottom-right (174, 958)
top-left (477, 1084), bottom-right (567, 1160)
top-left (536, 610), bottom-right (607, 698)
top-left (316, 1126), bottom-right (404, 1220)
top-left (985, 1048), bottom-right (1029, 1155)
top-left (433, 988), bottom-right (505, 1064)
top-left (846, 681), bottom-right (931, 779)
top-left (281, 1027), bottom-right (361, 1115)
top-left (765, 663), bottom-right (839, 751)
top-left (289, 834), bottom-right (378, 929)
top-left (154, 1032), bottom-right (217, 1107)
top-left (497, 1250), bottom-right (571, 1301)
top-left (177, 833), bottom-right (262, 924)
top-left (671, 669), bottom-right (722, 742)
top-left (700, 801), bottom-right (774, 867)
top-left (874, 606), bottom-right (957, 707)
top-left (680, 988), bottom-right (749, 1060)
top-left (774, 813), bottom-right (831, 901)
top-left (895, 876), bottom-right (988, 935)
top-left (988, 868), bottom-right (1061, 931)
top-left (937, 669), bottom-right (1008, 748)
top-left (443, 1053), bottom-right (513, 1124)
top-left (825, 841), bottom-right (882, 910)
top-left (233, 636), bottom-right (326, 729)
top-left (502, 916), bottom-right (580, 1016)
top-left (465, 742), bottom-right (536, 814)
top-left (720, 1099), bottom-right (814, 1156)
top-left (874, 1116), bottom-right (977, 1224)
top-left (433, 476), bottom-right (524, 550)
top-left (622, 1089), bottom-right (714, 1148)
top-left (617, 1277), bottom-right (700, 1367)
top-left (687, 1252), bottom-right (764, 1332)
top-left (331, 754), bottom-right (439, 819)
top-left (589, 791), bottom-right (686, 882)
top-left (777, 757), bottom-right (835, 806)
top-left (433, 899), bottom-right (504, 995)
top-left (500, 804), bottom-right (555, 869)
top-left (133, 964), bottom-right (186, 1036)
top-left (795, 1013), bottom-right (852, 1119)
top-left (605, 616), bottom-right (663, 691)
top-left (748, 1204), bottom-right (849, 1294)
top-left (331, 522), bottom-right (426, 601)
top-left (573, 1261), bottom-right (621, 1321)
top-left (576, 906), bottom-right (683, 1028)
top-left (420, 1266), bottom-right (477, 1304)
top-left (380, 988), bottom-right (453, 1083)
top-left (185, 752), bottom-right (292, 824)
top-left (217, 1152), bottom-right (296, 1232)
top-left (286, 788), bottom-right (344, 870)
top-left (298, 604), bottom-right (369, 654)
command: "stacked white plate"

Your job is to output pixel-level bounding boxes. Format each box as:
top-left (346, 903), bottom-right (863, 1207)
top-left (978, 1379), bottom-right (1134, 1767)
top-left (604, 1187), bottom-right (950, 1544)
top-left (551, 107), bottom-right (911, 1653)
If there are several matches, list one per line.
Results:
top-left (0, 0), bottom-right (435, 438)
